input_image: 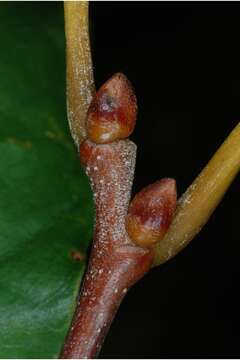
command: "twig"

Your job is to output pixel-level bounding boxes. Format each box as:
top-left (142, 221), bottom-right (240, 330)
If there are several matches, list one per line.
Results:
top-left (153, 122), bottom-right (240, 266)
top-left (60, 73), bottom-right (175, 358)
top-left (60, 137), bottom-right (153, 358)
top-left (62, 2), bottom-right (240, 357)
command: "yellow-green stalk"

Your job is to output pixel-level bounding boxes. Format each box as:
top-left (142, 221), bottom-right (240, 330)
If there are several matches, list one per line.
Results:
top-left (64, 1), bottom-right (95, 147)
top-left (154, 122), bottom-right (240, 266)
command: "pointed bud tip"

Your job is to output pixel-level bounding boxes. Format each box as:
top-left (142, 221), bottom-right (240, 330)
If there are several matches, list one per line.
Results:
top-left (126, 178), bottom-right (177, 248)
top-left (86, 73), bottom-right (137, 144)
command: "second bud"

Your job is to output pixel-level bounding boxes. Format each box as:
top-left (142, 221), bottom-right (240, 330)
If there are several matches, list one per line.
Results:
top-left (126, 178), bottom-right (177, 248)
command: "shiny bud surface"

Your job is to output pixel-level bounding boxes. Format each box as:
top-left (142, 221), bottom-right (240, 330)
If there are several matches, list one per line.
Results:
top-left (126, 178), bottom-right (177, 248)
top-left (86, 72), bottom-right (137, 144)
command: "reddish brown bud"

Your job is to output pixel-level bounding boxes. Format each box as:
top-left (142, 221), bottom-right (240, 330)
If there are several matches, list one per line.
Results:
top-left (86, 72), bottom-right (137, 144)
top-left (126, 178), bottom-right (177, 248)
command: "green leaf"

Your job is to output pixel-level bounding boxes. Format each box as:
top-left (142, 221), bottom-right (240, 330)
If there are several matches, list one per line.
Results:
top-left (0, 3), bottom-right (93, 358)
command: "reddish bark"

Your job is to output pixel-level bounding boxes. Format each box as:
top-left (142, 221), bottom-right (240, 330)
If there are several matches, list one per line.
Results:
top-left (60, 74), bottom-right (176, 358)
top-left (60, 140), bottom-right (153, 358)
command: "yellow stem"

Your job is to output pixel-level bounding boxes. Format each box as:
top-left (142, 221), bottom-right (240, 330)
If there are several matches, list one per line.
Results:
top-left (64, 1), bottom-right (95, 147)
top-left (153, 122), bottom-right (240, 266)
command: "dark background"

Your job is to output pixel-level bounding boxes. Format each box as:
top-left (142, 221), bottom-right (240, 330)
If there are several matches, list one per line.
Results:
top-left (89, 2), bottom-right (240, 358)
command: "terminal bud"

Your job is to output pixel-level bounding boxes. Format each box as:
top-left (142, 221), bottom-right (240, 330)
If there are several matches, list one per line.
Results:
top-left (86, 72), bottom-right (137, 144)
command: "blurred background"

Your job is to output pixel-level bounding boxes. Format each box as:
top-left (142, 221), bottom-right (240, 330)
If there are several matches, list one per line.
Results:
top-left (89, 2), bottom-right (240, 358)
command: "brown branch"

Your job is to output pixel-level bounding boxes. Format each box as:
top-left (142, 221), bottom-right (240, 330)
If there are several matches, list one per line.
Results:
top-left (61, 139), bottom-right (153, 358)
top-left (60, 74), bottom-right (175, 358)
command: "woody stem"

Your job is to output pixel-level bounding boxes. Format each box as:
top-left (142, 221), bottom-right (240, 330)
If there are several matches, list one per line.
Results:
top-left (60, 139), bottom-right (153, 358)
